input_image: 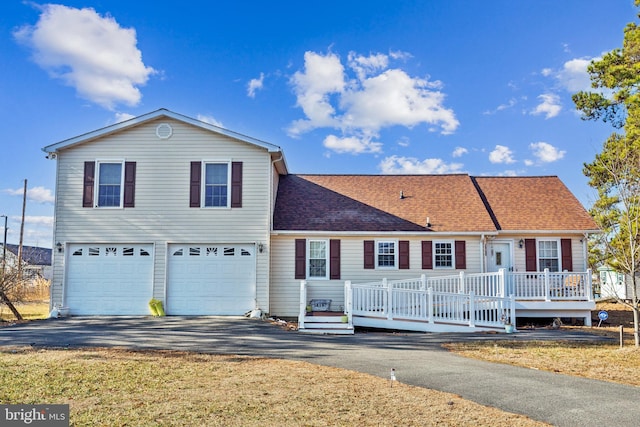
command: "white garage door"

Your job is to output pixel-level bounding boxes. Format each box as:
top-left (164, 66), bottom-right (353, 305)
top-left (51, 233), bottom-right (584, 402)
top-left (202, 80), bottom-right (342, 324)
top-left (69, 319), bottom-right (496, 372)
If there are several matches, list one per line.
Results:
top-left (167, 244), bottom-right (256, 315)
top-left (65, 244), bottom-right (154, 315)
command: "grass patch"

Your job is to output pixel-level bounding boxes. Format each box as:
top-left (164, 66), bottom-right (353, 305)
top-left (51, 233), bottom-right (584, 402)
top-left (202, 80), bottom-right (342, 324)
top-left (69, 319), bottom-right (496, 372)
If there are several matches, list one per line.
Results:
top-left (444, 340), bottom-right (640, 386)
top-left (0, 347), bottom-right (545, 426)
top-left (445, 302), bottom-right (640, 387)
top-left (0, 302), bottom-right (49, 322)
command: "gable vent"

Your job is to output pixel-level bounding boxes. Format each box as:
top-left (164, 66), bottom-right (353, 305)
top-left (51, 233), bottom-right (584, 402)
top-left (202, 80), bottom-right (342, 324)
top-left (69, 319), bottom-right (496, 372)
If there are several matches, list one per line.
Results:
top-left (156, 123), bottom-right (173, 139)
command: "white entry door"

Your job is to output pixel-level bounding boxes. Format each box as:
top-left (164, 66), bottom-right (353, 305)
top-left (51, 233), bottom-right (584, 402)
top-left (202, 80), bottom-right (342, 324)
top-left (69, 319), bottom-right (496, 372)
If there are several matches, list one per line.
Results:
top-left (167, 244), bottom-right (256, 315)
top-left (487, 242), bottom-right (512, 273)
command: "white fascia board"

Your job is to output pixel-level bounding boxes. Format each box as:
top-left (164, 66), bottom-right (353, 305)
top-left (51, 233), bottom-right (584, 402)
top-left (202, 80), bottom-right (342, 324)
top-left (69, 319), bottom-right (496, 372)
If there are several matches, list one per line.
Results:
top-left (497, 229), bottom-right (601, 235)
top-left (271, 230), bottom-right (498, 237)
top-left (42, 108), bottom-right (284, 155)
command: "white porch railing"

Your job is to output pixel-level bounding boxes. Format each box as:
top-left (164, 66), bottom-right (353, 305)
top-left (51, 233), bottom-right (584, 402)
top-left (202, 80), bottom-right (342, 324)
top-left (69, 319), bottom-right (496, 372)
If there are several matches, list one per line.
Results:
top-left (346, 273), bottom-right (515, 329)
top-left (299, 268), bottom-right (593, 333)
top-left (508, 269), bottom-right (593, 302)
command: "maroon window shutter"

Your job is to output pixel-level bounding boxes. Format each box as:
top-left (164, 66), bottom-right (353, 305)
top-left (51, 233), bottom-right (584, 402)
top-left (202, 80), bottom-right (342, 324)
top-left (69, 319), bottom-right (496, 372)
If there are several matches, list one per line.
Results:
top-left (399, 240), bottom-right (410, 269)
top-left (455, 240), bottom-right (466, 269)
top-left (561, 239), bottom-right (573, 271)
top-left (422, 241), bottom-right (433, 269)
top-left (330, 239), bottom-right (341, 279)
top-left (364, 240), bottom-right (375, 269)
top-left (525, 239), bottom-right (537, 271)
top-left (231, 161), bottom-right (243, 208)
top-left (123, 162), bottom-right (136, 208)
top-left (83, 161), bottom-right (95, 208)
top-left (189, 161), bottom-right (201, 208)
top-left (295, 239), bottom-right (306, 279)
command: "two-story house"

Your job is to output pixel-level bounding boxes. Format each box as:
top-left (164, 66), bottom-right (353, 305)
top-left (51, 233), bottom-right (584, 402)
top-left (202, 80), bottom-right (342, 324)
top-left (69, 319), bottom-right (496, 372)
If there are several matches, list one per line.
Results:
top-left (43, 109), bottom-right (599, 330)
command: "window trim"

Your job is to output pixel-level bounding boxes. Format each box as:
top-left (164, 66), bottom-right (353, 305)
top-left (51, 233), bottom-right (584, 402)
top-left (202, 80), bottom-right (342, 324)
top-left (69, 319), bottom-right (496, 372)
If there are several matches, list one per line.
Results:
top-left (307, 239), bottom-right (329, 280)
top-left (537, 238), bottom-right (561, 272)
top-left (433, 240), bottom-right (455, 269)
top-left (201, 160), bottom-right (232, 208)
top-left (94, 160), bottom-right (125, 209)
top-left (376, 240), bottom-right (398, 269)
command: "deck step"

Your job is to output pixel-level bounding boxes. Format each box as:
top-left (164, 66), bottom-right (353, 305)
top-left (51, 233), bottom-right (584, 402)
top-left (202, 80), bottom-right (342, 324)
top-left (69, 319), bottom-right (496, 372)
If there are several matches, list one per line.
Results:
top-left (299, 327), bottom-right (354, 335)
top-left (303, 322), bottom-right (353, 329)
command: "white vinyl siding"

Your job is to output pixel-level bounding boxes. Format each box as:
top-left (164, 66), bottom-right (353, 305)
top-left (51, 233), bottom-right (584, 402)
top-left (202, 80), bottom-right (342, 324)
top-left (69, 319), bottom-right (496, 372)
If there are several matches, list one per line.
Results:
top-left (269, 235), bottom-right (483, 317)
top-left (50, 118), bottom-right (272, 312)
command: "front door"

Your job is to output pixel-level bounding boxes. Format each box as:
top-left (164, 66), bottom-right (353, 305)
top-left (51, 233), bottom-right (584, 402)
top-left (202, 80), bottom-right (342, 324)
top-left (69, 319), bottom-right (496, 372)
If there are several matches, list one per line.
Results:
top-left (487, 241), bottom-right (512, 273)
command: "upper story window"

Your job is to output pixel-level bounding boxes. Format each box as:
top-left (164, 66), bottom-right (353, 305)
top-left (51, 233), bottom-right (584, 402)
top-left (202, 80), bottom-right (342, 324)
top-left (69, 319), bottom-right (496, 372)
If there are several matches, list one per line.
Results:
top-left (538, 240), bottom-right (559, 272)
top-left (377, 241), bottom-right (397, 268)
top-left (308, 239), bottom-right (328, 279)
top-left (204, 163), bottom-right (229, 207)
top-left (97, 161), bottom-right (123, 207)
top-left (434, 241), bottom-right (453, 268)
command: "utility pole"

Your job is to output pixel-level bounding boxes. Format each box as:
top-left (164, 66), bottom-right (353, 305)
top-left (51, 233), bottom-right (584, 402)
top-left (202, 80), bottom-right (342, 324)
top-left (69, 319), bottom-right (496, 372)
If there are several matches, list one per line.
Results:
top-left (1, 214), bottom-right (6, 275)
top-left (17, 179), bottom-right (26, 282)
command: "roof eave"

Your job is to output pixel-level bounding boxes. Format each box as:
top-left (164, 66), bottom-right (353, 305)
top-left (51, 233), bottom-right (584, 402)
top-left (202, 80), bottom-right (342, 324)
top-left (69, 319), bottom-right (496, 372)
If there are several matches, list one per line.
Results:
top-left (42, 108), bottom-right (284, 156)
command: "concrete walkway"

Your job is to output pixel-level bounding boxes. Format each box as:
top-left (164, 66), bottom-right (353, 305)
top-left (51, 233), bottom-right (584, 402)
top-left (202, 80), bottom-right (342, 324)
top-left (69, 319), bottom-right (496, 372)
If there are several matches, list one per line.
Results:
top-left (1, 317), bottom-right (638, 426)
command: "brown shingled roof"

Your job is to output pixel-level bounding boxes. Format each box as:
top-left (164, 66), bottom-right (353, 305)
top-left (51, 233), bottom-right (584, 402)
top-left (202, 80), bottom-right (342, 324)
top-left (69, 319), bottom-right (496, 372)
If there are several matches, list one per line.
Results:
top-left (472, 176), bottom-right (598, 231)
top-left (273, 174), bottom-right (498, 232)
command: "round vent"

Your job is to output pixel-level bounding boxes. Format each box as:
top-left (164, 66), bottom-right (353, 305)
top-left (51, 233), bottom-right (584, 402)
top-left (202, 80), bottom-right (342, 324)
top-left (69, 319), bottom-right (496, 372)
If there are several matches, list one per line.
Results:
top-left (156, 123), bottom-right (173, 139)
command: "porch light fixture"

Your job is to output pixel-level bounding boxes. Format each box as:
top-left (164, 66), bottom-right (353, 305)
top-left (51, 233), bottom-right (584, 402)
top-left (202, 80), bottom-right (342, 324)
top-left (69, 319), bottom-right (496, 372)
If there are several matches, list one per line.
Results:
top-left (518, 239), bottom-right (524, 249)
top-left (56, 242), bottom-right (63, 253)
top-left (258, 243), bottom-right (264, 253)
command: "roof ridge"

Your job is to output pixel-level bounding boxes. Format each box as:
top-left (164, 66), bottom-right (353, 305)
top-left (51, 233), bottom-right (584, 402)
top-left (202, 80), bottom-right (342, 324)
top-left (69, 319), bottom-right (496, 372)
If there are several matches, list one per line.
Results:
top-left (470, 177), bottom-right (501, 231)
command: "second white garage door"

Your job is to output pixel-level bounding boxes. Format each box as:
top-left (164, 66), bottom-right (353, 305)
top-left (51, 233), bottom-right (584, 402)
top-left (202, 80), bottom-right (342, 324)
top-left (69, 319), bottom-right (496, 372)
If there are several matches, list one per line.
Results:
top-left (167, 244), bottom-right (256, 315)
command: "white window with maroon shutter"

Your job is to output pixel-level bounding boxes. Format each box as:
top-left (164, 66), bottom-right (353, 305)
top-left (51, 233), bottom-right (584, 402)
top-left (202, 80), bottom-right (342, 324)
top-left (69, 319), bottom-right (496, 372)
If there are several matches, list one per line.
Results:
top-left (308, 239), bottom-right (328, 279)
top-left (83, 160), bottom-right (136, 208)
top-left (190, 161), bottom-right (242, 208)
top-left (295, 238), bottom-right (341, 280)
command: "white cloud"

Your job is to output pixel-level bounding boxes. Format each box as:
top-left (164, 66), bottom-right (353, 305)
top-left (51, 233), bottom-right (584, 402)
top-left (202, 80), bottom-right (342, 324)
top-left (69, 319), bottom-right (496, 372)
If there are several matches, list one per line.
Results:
top-left (14, 4), bottom-right (155, 110)
top-left (524, 159), bottom-right (534, 166)
top-left (114, 112), bottom-right (135, 123)
top-left (557, 58), bottom-right (593, 92)
top-left (529, 141), bottom-right (566, 163)
top-left (531, 93), bottom-right (561, 119)
top-left (288, 50), bottom-right (459, 151)
top-left (379, 155), bottom-right (464, 174)
top-left (24, 216), bottom-right (54, 226)
top-left (452, 147), bottom-right (468, 157)
top-left (4, 186), bottom-right (55, 204)
top-left (541, 68), bottom-right (553, 77)
top-left (288, 51), bottom-right (345, 136)
top-left (247, 72), bottom-right (265, 98)
top-left (389, 50), bottom-right (413, 61)
top-left (197, 114), bottom-right (224, 128)
top-left (483, 98), bottom-right (517, 115)
top-left (348, 51), bottom-right (389, 80)
top-left (323, 134), bottom-right (382, 154)
top-left (489, 145), bottom-right (516, 164)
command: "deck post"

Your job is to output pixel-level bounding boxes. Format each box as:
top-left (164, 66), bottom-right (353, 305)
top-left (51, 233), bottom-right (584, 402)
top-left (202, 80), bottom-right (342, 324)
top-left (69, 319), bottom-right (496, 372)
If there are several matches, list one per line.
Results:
top-left (459, 271), bottom-right (466, 294)
top-left (468, 291), bottom-right (476, 327)
top-left (427, 287), bottom-right (434, 323)
top-left (384, 278), bottom-right (393, 320)
top-left (586, 269), bottom-right (593, 301)
top-left (421, 274), bottom-right (426, 291)
top-left (498, 268), bottom-right (506, 297)
top-left (509, 294), bottom-right (516, 331)
top-left (299, 280), bottom-right (307, 329)
top-left (345, 281), bottom-right (353, 326)
top-left (544, 268), bottom-right (551, 302)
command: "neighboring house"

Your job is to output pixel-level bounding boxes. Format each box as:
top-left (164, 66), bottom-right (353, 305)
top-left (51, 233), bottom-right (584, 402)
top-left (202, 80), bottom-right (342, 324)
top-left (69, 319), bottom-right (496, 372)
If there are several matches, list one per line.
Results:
top-left (1, 244), bottom-right (52, 281)
top-left (42, 109), bottom-right (599, 330)
top-left (598, 266), bottom-right (638, 301)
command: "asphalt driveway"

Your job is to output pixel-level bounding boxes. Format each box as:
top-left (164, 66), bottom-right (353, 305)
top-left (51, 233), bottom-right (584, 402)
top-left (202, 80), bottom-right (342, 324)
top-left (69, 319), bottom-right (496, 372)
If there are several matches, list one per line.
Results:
top-left (1, 316), bottom-right (638, 427)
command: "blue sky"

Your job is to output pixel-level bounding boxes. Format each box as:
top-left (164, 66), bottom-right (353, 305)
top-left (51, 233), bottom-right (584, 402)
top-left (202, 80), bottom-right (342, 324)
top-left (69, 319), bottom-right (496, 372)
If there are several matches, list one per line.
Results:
top-left (0, 1), bottom-right (637, 248)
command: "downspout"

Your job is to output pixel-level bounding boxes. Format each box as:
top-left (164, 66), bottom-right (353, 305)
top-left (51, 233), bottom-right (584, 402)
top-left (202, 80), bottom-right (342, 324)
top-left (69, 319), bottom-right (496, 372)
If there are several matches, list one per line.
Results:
top-left (480, 234), bottom-right (486, 273)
